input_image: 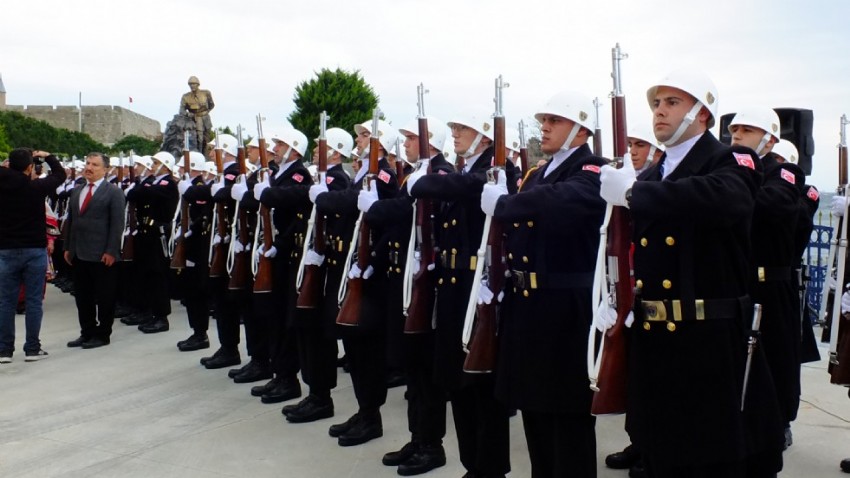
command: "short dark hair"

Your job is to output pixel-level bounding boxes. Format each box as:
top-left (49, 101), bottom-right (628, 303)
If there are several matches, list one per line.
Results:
top-left (86, 152), bottom-right (108, 168)
top-left (8, 148), bottom-right (33, 172)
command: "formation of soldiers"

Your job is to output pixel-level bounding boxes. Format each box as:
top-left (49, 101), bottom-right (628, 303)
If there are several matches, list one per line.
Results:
top-left (44, 64), bottom-right (827, 478)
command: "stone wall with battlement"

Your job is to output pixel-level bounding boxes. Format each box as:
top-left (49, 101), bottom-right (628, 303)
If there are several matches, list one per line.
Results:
top-left (2, 104), bottom-right (161, 146)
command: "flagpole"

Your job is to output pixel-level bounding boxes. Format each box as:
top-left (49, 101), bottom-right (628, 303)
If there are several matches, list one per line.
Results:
top-left (78, 92), bottom-right (82, 132)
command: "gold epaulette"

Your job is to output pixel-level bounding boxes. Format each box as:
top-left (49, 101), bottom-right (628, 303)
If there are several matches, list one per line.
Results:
top-left (518, 166), bottom-right (540, 192)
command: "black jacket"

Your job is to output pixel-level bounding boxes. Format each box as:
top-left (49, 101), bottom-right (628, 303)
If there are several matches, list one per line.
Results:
top-left (0, 155), bottom-right (66, 249)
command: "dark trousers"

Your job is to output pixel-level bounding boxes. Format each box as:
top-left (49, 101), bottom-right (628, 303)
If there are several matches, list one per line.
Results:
top-left (449, 375), bottom-right (510, 476)
top-left (182, 264), bottom-right (209, 333)
top-left (522, 410), bottom-right (596, 478)
top-left (645, 457), bottom-right (747, 478)
top-left (268, 259), bottom-right (298, 377)
top-left (296, 319), bottom-right (338, 397)
top-left (72, 259), bottom-right (118, 339)
top-left (343, 330), bottom-right (387, 412)
top-left (405, 333), bottom-right (447, 446)
top-left (135, 234), bottom-right (170, 317)
top-left (215, 286), bottom-right (250, 350)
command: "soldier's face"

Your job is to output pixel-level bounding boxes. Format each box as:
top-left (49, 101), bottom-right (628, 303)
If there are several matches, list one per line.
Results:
top-left (651, 86), bottom-right (708, 145)
top-left (403, 133), bottom-right (419, 161)
top-left (452, 125), bottom-right (476, 154)
top-left (247, 146), bottom-right (260, 163)
top-left (539, 114), bottom-right (576, 154)
top-left (730, 124), bottom-right (768, 151)
top-left (355, 131), bottom-right (371, 152)
top-left (628, 138), bottom-right (651, 170)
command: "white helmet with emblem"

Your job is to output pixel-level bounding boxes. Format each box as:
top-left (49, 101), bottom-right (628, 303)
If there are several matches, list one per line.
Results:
top-left (628, 122), bottom-right (666, 152)
top-left (205, 161), bottom-right (217, 176)
top-left (728, 107), bottom-right (781, 155)
top-left (247, 136), bottom-right (276, 155)
top-left (209, 134), bottom-right (239, 157)
top-left (354, 119), bottom-right (399, 154)
top-left (324, 127), bottom-right (354, 159)
top-left (772, 139), bottom-right (799, 164)
top-left (152, 151), bottom-right (176, 172)
top-left (534, 90), bottom-right (595, 133)
top-left (398, 117), bottom-right (448, 152)
top-left (189, 151), bottom-right (207, 172)
top-left (272, 128), bottom-right (309, 158)
top-left (646, 69), bottom-right (718, 146)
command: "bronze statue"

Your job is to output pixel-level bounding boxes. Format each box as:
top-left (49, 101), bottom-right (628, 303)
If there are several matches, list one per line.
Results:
top-left (179, 76), bottom-right (215, 148)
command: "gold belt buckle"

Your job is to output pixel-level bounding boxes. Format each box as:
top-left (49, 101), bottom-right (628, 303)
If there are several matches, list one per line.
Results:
top-left (758, 267), bottom-right (766, 282)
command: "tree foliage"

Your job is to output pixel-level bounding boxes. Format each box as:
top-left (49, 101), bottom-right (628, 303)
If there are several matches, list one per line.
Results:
top-left (0, 110), bottom-right (106, 157)
top-left (288, 68), bottom-right (379, 155)
top-left (109, 135), bottom-right (160, 156)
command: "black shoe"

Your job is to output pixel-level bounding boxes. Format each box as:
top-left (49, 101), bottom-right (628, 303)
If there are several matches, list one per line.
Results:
top-left (251, 377), bottom-right (279, 397)
top-left (121, 312), bottom-right (151, 326)
top-left (285, 395), bottom-right (334, 423)
top-left (397, 446), bottom-right (446, 476)
top-left (386, 370), bottom-right (407, 389)
top-left (383, 442), bottom-right (419, 466)
top-left (338, 412), bottom-right (382, 446)
top-left (204, 348), bottom-right (241, 369)
top-left (228, 362), bottom-right (251, 379)
top-left (81, 337), bottom-right (110, 349)
top-left (200, 347), bottom-right (224, 366)
top-left (605, 444), bottom-right (641, 470)
top-left (139, 317), bottom-right (169, 334)
top-left (178, 333), bottom-right (209, 352)
top-left (233, 360), bottom-right (272, 384)
top-left (67, 336), bottom-right (88, 348)
top-left (329, 412), bottom-right (360, 437)
top-left (282, 396), bottom-right (309, 416)
top-left (261, 377), bottom-right (301, 404)
top-left (629, 460), bottom-right (647, 478)
top-left (841, 458), bottom-right (850, 473)
top-left (113, 305), bottom-right (134, 319)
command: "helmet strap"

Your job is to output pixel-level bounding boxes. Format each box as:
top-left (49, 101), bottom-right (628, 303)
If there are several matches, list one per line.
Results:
top-left (663, 102), bottom-right (704, 147)
top-left (755, 133), bottom-right (772, 156)
top-left (462, 133), bottom-right (484, 158)
top-left (558, 123), bottom-right (582, 154)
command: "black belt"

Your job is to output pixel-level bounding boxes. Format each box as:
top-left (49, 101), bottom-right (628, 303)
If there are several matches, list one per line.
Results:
top-left (509, 270), bottom-right (594, 290)
top-left (756, 266), bottom-right (792, 282)
top-left (640, 296), bottom-right (748, 322)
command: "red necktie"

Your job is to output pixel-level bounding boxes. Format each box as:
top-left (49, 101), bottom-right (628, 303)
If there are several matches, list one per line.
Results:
top-left (80, 183), bottom-right (94, 214)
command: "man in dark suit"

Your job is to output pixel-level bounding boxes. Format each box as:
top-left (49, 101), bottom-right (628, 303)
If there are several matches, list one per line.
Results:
top-left (63, 152), bottom-right (125, 349)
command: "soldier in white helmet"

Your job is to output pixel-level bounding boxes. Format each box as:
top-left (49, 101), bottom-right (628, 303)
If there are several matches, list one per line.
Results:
top-left (599, 70), bottom-right (784, 477)
top-left (628, 122), bottom-right (666, 175)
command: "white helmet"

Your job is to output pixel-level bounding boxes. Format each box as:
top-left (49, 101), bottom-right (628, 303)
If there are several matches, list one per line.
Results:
top-left (354, 119), bottom-right (399, 154)
top-left (133, 155), bottom-right (150, 171)
top-left (210, 133), bottom-right (239, 157)
top-left (189, 151), bottom-right (207, 172)
top-left (152, 151), bottom-right (176, 172)
top-left (73, 160), bottom-right (85, 172)
top-left (772, 139), bottom-right (799, 164)
top-left (534, 90), bottom-right (595, 133)
top-left (271, 128), bottom-right (309, 158)
top-left (247, 136), bottom-right (276, 155)
top-left (205, 161), bottom-right (218, 175)
top-left (728, 107), bottom-right (781, 141)
top-left (646, 68), bottom-right (718, 130)
top-left (324, 127), bottom-right (354, 158)
top-left (398, 117), bottom-right (448, 152)
top-left (108, 156), bottom-right (121, 168)
top-left (505, 126), bottom-right (521, 153)
top-left (628, 122), bottom-right (666, 152)
top-left (246, 160), bottom-right (258, 174)
top-left (447, 114), bottom-right (495, 141)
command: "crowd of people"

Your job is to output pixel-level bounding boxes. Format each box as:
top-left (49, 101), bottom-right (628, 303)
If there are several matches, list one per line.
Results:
top-left (0, 67), bottom-right (836, 478)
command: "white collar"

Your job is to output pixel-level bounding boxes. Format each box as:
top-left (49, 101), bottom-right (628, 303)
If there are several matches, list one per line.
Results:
top-left (544, 146), bottom-right (579, 177)
top-left (463, 151), bottom-right (485, 174)
top-left (661, 132), bottom-right (703, 179)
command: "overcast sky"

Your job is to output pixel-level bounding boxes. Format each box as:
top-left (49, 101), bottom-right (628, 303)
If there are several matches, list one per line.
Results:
top-left (3, 0), bottom-right (848, 190)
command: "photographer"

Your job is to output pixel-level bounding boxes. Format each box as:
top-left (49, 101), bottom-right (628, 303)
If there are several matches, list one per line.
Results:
top-left (0, 148), bottom-right (66, 363)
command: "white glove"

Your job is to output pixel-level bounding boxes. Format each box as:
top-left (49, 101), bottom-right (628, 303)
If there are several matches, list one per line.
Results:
top-left (56, 184), bottom-right (65, 195)
top-left (254, 176), bottom-right (270, 201)
top-left (405, 163), bottom-right (428, 195)
top-left (178, 178), bottom-right (193, 196)
top-left (600, 159), bottom-right (637, 208)
top-left (624, 311), bottom-right (635, 328)
top-left (828, 274), bottom-right (838, 291)
top-left (410, 252), bottom-right (436, 275)
top-left (480, 171), bottom-right (508, 216)
top-left (184, 229), bottom-right (193, 238)
top-left (594, 298), bottom-right (619, 332)
top-left (831, 195), bottom-right (849, 217)
top-left (231, 176), bottom-right (249, 201)
top-left (210, 178), bottom-right (225, 197)
top-left (476, 281), bottom-right (504, 305)
top-left (348, 263), bottom-right (374, 280)
top-left (305, 249), bottom-right (325, 266)
top-left (212, 234), bottom-right (231, 246)
top-left (124, 182), bottom-right (135, 196)
top-left (263, 245), bottom-right (277, 258)
top-left (233, 241), bottom-right (245, 253)
top-left (842, 290), bottom-right (850, 315)
top-left (174, 226), bottom-right (182, 238)
top-left (309, 181), bottom-right (329, 203)
top-left (357, 180), bottom-right (379, 213)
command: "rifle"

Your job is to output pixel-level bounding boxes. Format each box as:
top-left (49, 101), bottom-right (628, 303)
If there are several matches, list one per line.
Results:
top-left (122, 153), bottom-right (136, 261)
top-left (228, 125), bottom-right (251, 290)
top-left (170, 131), bottom-right (191, 270)
top-left (829, 114), bottom-right (850, 384)
top-left (592, 97), bottom-right (604, 156)
top-left (296, 111), bottom-right (329, 307)
top-left (462, 75), bottom-right (509, 373)
top-left (117, 152), bottom-right (125, 184)
top-left (337, 109), bottom-right (381, 326)
top-left (822, 115), bottom-right (849, 330)
top-left (253, 115), bottom-right (275, 293)
top-left (209, 133), bottom-right (229, 277)
top-left (394, 137), bottom-right (406, 182)
top-left (518, 120), bottom-right (529, 178)
top-left (588, 42), bottom-right (631, 415)
top-left (403, 83), bottom-right (436, 334)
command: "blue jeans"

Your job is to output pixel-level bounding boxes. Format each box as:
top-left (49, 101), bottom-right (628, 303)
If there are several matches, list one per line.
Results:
top-left (0, 248), bottom-right (48, 354)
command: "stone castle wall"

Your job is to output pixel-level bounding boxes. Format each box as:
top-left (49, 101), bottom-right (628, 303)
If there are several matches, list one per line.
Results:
top-left (2, 104), bottom-right (161, 146)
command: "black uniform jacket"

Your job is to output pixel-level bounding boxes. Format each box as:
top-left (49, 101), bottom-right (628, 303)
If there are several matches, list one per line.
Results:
top-left (181, 175), bottom-right (214, 265)
top-left (259, 161), bottom-right (314, 264)
top-left (492, 143), bottom-right (606, 413)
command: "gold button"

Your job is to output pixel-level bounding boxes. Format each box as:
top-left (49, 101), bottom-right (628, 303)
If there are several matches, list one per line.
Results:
top-left (443, 222), bottom-right (449, 229)
top-left (451, 248), bottom-right (457, 254)
top-left (666, 236), bottom-right (675, 246)
top-left (388, 241), bottom-right (392, 246)
top-left (523, 290), bottom-right (529, 297)
top-left (522, 256), bottom-right (528, 263)
top-left (640, 238), bottom-right (648, 247)
top-left (335, 214), bottom-right (340, 218)
top-left (643, 322), bottom-right (651, 331)
top-left (395, 267), bottom-right (402, 273)
top-left (666, 322), bottom-right (676, 332)
top-left (636, 279), bottom-right (643, 289)
top-left (452, 219), bottom-right (457, 226)
top-left (508, 253), bottom-right (513, 260)
top-left (514, 223), bottom-right (519, 228)
top-left (527, 221), bottom-right (534, 227)
top-left (438, 278), bottom-right (444, 285)
top-left (395, 242), bottom-right (400, 248)
top-left (662, 280), bottom-right (672, 289)
top-left (451, 277), bottom-right (457, 284)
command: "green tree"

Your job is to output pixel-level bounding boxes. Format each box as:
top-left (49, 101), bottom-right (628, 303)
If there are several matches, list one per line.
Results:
top-left (0, 111), bottom-right (106, 156)
top-left (288, 68), bottom-right (379, 156)
top-left (0, 125), bottom-right (11, 159)
top-left (110, 135), bottom-right (159, 155)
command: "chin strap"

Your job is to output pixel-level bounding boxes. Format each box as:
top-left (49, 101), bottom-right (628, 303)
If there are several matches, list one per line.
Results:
top-left (663, 102), bottom-right (704, 147)
top-left (755, 132), bottom-right (773, 156)
top-left (558, 123), bottom-right (582, 155)
top-left (462, 133), bottom-right (484, 158)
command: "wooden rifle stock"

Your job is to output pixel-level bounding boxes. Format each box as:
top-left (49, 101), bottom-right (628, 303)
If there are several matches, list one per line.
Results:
top-left (254, 134), bottom-right (274, 294)
top-left (518, 120), bottom-right (529, 180)
top-left (591, 43), bottom-right (632, 415)
top-left (337, 119), bottom-right (381, 326)
top-left (829, 115), bottom-right (850, 384)
top-left (228, 139), bottom-right (251, 290)
top-left (170, 136), bottom-right (192, 270)
top-left (405, 115), bottom-right (436, 334)
top-left (296, 115), bottom-right (329, 307)
top-left (592, 97), bottom-right (604, 156)
top-left (122, 160), bottom-right (136, 261)
top-left (209, 148), bottom-right (228, 278)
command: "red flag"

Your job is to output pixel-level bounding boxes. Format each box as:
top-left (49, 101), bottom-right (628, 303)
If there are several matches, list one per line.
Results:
top-left (129, 96), bottom-right (133, 103)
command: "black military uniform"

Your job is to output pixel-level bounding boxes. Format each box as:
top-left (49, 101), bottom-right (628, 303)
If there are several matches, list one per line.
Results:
top-left (177, 175), bottom-right (214, 351)
top-left (315, 157), bottom-right (398, 447)
top-left (410, 146), bottom-right (517, 477)
top-left (285, 162), bottom-right (352, 423)
top-left (125, 171), bottom-right (178, 332)
top-left (493, 143), bottom-right (606, 478)
top-left (628, 132), bottom-right (784, 477)
top-left (367, 154), bottom-right (454, 474)
top-left (796, 184), bottom-right (821, 364)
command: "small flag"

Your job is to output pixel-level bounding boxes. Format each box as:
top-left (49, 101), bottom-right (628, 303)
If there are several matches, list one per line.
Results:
top-left (780, 168), bottom-right (795, 185)
top-left (733, 152), bottom-right (755, 170)
top-left (129, 96), bottom-right (133, 103)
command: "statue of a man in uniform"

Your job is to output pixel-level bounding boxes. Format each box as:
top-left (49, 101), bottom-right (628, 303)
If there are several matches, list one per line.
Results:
top-left (179, 76), bottom-right (215, 149)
